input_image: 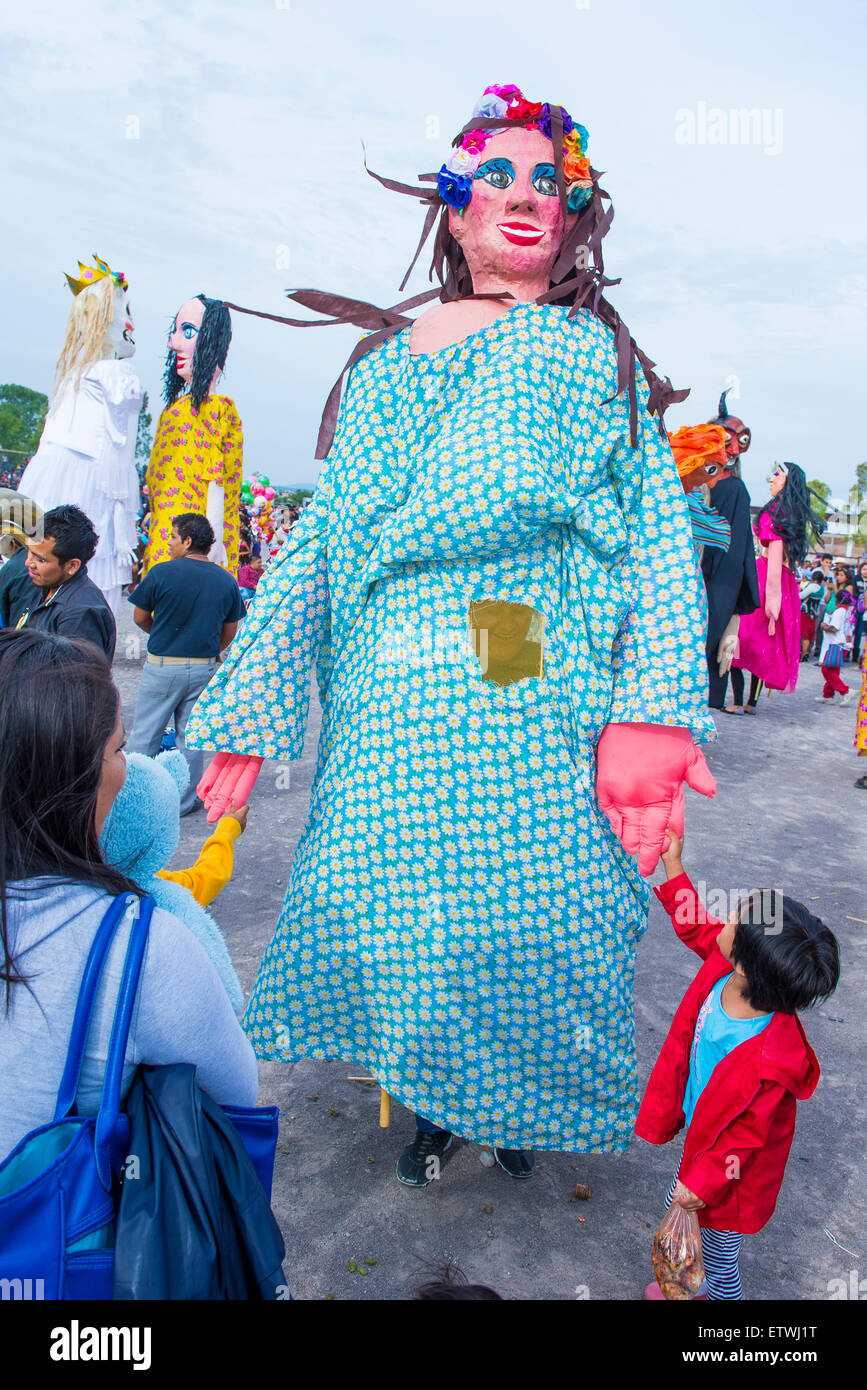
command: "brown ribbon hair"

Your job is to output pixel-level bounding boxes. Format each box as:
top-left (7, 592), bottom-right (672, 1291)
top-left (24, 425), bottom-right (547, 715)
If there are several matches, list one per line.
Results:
top-left (223, 107), bottom-right (688, 458)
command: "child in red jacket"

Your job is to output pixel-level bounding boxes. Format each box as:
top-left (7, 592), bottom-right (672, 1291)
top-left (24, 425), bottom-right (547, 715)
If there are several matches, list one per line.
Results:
top-left (638, 829), bottom-right (839, 1300)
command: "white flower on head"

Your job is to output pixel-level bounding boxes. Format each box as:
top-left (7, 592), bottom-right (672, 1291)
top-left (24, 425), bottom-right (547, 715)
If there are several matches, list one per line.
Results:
top-left (472, 92), bottom-right (508, 120)
top-left (445, 144), bottom-right (482, 176)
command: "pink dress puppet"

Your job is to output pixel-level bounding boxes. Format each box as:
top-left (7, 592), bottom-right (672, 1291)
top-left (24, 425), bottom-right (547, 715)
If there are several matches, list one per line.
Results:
top-left (732, 463), bottom-right (822, 694)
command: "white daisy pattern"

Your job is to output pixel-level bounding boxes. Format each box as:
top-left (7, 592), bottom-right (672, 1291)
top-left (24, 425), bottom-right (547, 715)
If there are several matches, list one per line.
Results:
top-left (187, 302), bottom-right (714, 1151)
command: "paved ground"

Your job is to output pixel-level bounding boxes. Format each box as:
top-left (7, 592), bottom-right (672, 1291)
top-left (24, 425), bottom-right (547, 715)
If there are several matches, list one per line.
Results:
top-left (114, 607), bottom-right (865, 1301)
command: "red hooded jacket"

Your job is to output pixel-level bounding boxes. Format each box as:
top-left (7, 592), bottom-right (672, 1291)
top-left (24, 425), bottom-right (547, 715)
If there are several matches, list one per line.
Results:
top-left (636, 873), bottom-right (820, 1234)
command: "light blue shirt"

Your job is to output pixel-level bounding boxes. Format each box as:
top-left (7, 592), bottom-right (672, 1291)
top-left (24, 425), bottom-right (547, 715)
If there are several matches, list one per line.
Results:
top-left (683, 975), bottom-right (773, 1126)
top-left (0, 882), bottom-right (258, 1163)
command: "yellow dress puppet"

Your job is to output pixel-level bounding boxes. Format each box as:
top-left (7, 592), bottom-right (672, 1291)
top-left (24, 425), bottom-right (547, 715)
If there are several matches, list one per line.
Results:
top-left (143, 295), bottom-right (242, 575)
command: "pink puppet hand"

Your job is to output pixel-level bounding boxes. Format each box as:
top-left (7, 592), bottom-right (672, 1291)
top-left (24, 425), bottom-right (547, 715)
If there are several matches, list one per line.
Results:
top-left (197, 752), bottom-right (264, 824)
top-left (595, 723), bottom-right (716, 877)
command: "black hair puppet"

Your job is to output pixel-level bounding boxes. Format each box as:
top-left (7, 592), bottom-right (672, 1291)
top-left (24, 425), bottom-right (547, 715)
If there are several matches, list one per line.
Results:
top-left (758, 463), bottom-right (825, 570)
top-left (162, 295), bottom-right (232, 414)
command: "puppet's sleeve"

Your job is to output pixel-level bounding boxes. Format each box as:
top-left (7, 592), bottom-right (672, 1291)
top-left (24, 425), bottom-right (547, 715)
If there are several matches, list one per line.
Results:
top-left (221, 400), bottom-right (243, 489)
top-left (183, 365), bottom-right (373, 762)
top-left (185, 465), bottom-right (332, 761)
top-left (756, 509), bottom-right (778, 545)
top-left (604, 385), bottom-right (716, 744)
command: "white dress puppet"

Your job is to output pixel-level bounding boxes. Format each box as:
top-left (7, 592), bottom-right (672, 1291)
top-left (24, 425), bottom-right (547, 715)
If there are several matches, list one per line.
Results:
top-left (19, 255), bottom-right (142, 615)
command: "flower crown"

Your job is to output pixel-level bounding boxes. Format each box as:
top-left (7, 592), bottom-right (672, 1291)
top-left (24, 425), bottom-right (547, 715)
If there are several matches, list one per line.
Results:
top-left (437, 83), bottom-right (593, 215)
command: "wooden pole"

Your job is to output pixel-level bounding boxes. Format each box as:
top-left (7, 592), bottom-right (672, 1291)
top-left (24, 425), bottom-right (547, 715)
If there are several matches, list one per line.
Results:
top-left (379, 1088), bottom-right (391, 1128)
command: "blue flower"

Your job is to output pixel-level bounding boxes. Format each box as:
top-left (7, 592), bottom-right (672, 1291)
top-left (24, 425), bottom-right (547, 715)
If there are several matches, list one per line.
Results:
top-left (437, 165), bottom-right (473, 209)
top-left (567, 184), bottom-right (593, 213)
top-left (472, 92), bottom-right (509, 120)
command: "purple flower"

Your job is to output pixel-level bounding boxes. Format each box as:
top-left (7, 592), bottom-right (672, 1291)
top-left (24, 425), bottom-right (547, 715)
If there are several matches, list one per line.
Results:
top-left (538, 104), bottom-right (574, 140)
top-left (437, 165), bottom-right (473, 209)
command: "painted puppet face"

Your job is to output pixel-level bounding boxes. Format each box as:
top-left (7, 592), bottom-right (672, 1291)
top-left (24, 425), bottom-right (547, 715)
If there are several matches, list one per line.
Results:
top-left (681, 460), bottom-right (726, 492)
top-left (168, 297), bottom-right (206, 382)
top-left (768, 464), bottom-right (788, 498)
top-left (448, 127), bottom-right (576, 285)
top-left (721, 416), bottom-right (751, 458)
top-left (107, 287), bottom-right (136, 359)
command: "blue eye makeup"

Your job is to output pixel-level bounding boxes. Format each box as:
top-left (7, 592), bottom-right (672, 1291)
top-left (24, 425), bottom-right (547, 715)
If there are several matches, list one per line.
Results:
top-left (532, 163), bottom-right (558, 197)
top-left (474, 158), bottom-right (515, 189)
top-left (180, 322), bottom-right (199, 340)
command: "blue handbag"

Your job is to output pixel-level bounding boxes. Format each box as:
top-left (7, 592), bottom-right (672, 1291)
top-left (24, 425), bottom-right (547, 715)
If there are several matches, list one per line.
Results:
top-left (0, 892), bottom-right (153, 1300)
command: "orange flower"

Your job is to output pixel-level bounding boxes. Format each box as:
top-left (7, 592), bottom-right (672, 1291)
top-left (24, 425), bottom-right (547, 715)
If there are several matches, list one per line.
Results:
top-left (667, 424), bottom-right (728, 478)
top-left (563, 151), bottom-right (590, 182)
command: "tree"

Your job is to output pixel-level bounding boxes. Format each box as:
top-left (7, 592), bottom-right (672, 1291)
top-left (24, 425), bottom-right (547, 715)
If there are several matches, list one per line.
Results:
top-left (848, 463), bottom-right (867, 545)
top-left (807, 478), bottom-right (832, 513)
top-left (0, 384), bottom-right (48, 460)
top-left (135, 391), bottom-right (154, 479)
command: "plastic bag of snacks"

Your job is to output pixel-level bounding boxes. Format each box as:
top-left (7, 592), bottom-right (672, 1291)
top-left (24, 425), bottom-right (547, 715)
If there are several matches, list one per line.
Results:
top-left (651, 1203), bottom-right (705, 1300)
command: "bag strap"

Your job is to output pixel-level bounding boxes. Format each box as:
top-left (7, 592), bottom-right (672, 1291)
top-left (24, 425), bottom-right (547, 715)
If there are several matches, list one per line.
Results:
top-left (94, 894), bottom-right (155, 1189)
top-left (54, 892), bottom-right (138, 1121)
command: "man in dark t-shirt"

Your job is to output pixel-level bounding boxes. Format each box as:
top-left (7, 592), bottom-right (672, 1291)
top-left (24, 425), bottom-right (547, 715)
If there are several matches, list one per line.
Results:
top-left (127, 512), bottom-right (245, 814)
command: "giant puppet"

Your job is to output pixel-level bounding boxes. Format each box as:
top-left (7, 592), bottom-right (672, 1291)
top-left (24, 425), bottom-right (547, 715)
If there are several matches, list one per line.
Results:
top-left (142, 295), bottom-right (242, 575)
top-left (18, 255), bottom-right (142, 615)
top-left (699, 391), bottom-right (760, 708)
top-left (187, 84), bottom-right (716, 1182)
top-left (729, 461), bottom-right (824, 706)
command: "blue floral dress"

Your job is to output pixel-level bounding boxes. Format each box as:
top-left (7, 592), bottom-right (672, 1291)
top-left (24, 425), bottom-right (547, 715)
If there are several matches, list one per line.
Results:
top-left (187, 303), bottom-right (714, 1152)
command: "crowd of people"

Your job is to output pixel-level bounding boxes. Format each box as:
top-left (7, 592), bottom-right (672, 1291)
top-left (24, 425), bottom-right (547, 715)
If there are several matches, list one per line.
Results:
top-left (720, 543), bottom-right (867, 769)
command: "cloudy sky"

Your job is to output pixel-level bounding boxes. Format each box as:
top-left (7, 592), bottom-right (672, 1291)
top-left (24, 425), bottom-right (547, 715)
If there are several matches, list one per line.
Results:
top-left (1, 0), bottom-right (865, 502)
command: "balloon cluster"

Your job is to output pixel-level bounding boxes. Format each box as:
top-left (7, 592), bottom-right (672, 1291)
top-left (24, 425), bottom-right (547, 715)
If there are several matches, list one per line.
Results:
top-left (240, 473), bottom-right (280, 557)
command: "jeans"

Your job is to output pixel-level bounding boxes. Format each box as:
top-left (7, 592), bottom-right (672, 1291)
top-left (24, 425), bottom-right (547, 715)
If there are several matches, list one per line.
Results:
top-left (128, 659), bottom-right (218, 813)
top-left (415, 1113), bottom-right (448, 1134)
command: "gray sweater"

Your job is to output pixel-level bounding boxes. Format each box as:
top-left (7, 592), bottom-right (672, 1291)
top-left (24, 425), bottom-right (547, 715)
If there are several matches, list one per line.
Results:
top-left (0, 881), bottom-right (258, 1162)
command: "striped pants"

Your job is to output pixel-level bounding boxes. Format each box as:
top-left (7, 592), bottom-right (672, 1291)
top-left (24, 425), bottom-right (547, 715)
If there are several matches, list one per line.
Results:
top-left (665, 1174), bottom-right (744, 1300)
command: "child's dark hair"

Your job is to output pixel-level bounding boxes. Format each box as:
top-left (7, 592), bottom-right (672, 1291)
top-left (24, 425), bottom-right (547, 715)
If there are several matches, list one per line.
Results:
top-left (410, 1261), bottom-right (502, 1300)
top-left (734, 893), bottom-right (840, 1014)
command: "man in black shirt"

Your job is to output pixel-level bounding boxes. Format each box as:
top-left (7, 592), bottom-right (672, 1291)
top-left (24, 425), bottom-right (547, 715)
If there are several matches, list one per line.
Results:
top-left (127, 512), bottom-right (245, 814)
top-left (19, 505), bottom-right (116, 659)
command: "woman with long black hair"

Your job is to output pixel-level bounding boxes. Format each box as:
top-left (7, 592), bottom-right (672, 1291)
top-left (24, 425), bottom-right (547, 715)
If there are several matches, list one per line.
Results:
top-left (0, 628), bottom-right (256, 1161)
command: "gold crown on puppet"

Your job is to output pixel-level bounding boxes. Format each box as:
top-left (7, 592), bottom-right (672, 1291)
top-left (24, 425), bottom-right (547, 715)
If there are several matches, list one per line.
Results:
top-left (64, 253), bottom-right (128, 297)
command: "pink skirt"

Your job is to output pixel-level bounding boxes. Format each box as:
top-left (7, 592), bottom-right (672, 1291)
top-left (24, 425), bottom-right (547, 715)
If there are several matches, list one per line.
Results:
top-left (732, 559), bottom-right (801, 692)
